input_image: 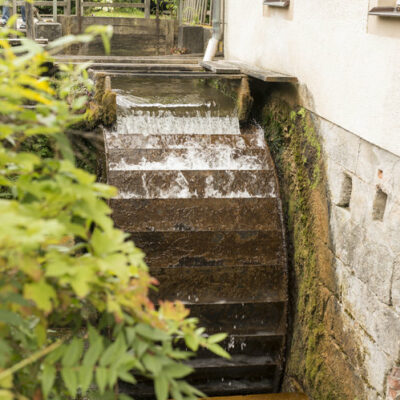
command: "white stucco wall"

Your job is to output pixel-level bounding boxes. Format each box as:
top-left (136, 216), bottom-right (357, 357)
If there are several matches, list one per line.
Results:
top-left (224, 0), bottom-right (400, 156)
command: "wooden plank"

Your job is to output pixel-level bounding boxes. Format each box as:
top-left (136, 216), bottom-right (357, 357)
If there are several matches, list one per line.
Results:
top-left (96, 72), bottom-right (244, 79)
top-left (201, 60), bottom-right (241, 74)
top-left (82, 2), bottom-right (145, 7)
top-left (225, 61), bottom-right (298, 83)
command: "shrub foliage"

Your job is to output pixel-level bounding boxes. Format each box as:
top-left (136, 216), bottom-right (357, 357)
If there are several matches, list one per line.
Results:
top-left (0, 23), bottom-right (227, 400)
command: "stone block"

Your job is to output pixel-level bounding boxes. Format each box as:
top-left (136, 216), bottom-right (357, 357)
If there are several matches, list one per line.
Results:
top-left (35, 22), bottom-right (62, 42)
top-left (352, 235), bottom-right (394, 305)
top-left (341, 268), bottom-right (400, 358)
top-left (319, 118), bottom-right (361, 173)
top-left (329, 206), bottom-right (364, 267)
top-left (178, 24), bottom-right (205, 54)
top-left (325, 157), bottom-right (353, 207)
top-left (355, 139), bottom-right (400, 192)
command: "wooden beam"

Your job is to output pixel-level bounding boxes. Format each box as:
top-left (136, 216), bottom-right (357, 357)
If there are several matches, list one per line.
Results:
top-left (201, 60), bottom-right (241, 74)
top-left (224, 61), bottom-right (298, 83)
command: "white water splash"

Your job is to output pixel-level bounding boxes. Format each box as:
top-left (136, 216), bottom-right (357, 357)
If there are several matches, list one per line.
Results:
top-left (114, 110), bottom-right (241, 135)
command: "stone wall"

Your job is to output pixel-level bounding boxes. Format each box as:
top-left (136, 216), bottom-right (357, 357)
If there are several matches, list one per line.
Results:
top-left (251, 82), bottom-right (400, 400)
top-left (58, 16), bottom-right (176, 56)
top-left (322, 113), bottom-right (400, 400)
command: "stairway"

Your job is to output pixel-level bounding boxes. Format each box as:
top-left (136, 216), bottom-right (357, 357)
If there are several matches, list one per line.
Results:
top-left (105, 98), bottom-right (288, 397)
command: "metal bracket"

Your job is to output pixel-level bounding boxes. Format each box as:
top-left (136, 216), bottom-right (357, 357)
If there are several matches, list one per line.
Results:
top-left (368, 7), bottom-right (400, 17)
top-left (264, 0), bottom-right (290, 8)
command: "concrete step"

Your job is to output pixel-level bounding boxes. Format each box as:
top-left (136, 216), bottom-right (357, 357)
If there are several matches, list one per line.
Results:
top-left (111, 198), bottom-right (280, 232)
top-left (129, 231), bottom-right (284, 268)
top-left (107, 149), bottom-right (270, 171)
top-left (108, 170), bottom-right (276, 199)
top-left (104, 133), bottom-right (266, 151)
top-left (151, 264), bottom-right (287, 304)
top-left (69, 62), bottom-right (203, 72)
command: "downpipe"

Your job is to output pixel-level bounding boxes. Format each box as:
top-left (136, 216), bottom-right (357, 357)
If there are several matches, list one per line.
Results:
top-left (203, 0), bottom-right (221, 62)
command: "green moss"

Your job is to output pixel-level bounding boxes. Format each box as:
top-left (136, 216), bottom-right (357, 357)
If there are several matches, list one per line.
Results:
top-left (257, 96), bottom-right (360, 399)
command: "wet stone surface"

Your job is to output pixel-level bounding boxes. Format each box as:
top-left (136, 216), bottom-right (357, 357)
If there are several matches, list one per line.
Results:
top-left (105, 80), bottom-right (287, 397)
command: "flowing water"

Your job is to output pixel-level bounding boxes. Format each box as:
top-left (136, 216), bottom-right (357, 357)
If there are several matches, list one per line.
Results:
top-left (105, 76), bottom-right (288, 397)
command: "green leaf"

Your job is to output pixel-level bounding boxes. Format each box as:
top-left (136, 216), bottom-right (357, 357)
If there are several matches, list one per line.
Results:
top-left (208, 333), bottom-right (228, 344)
top-left (96, 367), bottom-right (108, 394)
top-left (99, 334), bottom-right (126, 367)
top-left (23, 280), bottom-right (57, 313)
top-left (134, 339), bottom-right (148, 358)
top-left (61, 367), bottom-right (78, 398)
top-left (117, 371), bottom-right (136, 385)
top-left (45, 344), bottom-right (66, 365)
top-left (41, 364), bottom-right (56, 399)
top-left (83, 335), bottom-right (104, 367)
top-left (125, 327), bottom-right (136, 345)
top-left (135, 323), bottom-right (169, 342)
top-left (142, 354), bottom-right (162, 376)
top-left (184, 333), bottom-right (199, 352)
top-left (154, 376), bottom-right (169, 400)
top-left (78, 365), bottom-right (93, 394)
top-left (207, 343), bottom-right (230, 359)
top-left (163, 363), bottom-right (193, 379)
top-left (62, 338), bottom-right (83, 367)
top-left (0, 310), bottom-right (24, 326)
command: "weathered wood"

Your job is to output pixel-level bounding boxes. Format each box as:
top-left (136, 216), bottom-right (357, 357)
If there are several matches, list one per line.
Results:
top-left (25, 1), bottom-right (35, 39)
top-left (201, 60), bottom-right (241, 74)
top-left (225, 60), bottom-right (298, 83)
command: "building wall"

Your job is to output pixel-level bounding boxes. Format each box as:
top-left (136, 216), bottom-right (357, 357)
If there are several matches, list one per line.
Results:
top-left (224, 0), bottom-right (400, 156)
top-left (224, 1), bottom-right (400, 398)
top-left (321, 115), bottom-right (400, 399)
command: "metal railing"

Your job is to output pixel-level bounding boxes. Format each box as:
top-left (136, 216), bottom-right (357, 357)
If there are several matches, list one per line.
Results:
top-left (180, 0), bottom-right (212, 25)
top-left (8, 0), bottom-right (152, 38)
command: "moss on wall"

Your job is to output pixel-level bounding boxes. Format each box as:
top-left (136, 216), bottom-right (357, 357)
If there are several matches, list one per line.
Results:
top-left (255, 92), bottom-right (363, 400)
